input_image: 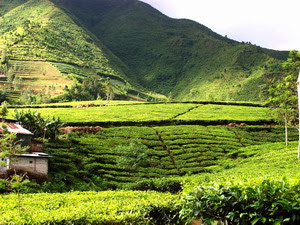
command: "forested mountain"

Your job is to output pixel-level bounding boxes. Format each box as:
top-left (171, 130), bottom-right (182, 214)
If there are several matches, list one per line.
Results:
top-left (0, 0), bottom-right (289, 102)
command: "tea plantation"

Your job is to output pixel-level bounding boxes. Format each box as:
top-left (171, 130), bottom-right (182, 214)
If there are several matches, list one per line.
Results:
top-left (2, 101), bottom-right (300, 224)
top-left (45, 125), bottom-right (298, 186)
top-left (9, 102), bottom-right (271, 125)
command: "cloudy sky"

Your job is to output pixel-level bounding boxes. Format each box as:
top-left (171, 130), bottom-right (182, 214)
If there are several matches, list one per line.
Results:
top-left (140, 0), bottom-right (300, 51)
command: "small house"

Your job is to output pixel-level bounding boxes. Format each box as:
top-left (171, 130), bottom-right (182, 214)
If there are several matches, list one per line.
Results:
top-left (10, 152), bottom-right (51, 175)
top-left (0, 121), bottom-right (51, 176)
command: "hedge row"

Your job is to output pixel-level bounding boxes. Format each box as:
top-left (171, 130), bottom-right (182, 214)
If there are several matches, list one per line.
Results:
top-left (10, 101), bottom-right (264, 108)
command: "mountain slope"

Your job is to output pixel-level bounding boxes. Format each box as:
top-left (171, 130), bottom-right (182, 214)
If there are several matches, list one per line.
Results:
top-left (0, 0), bottom-right (154, 102)
top-left (0, 0), bottom-right (289, 102)
top-left (58, 0), bottom-right (288, 101)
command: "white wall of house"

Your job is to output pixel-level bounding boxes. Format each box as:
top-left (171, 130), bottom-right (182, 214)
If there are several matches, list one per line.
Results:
top-left (11, 157), bottom-right (49, 175)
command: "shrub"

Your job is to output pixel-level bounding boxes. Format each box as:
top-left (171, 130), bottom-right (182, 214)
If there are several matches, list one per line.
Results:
top-left (0, 179), bottom-right (8, 193)
top-left (180, 179), bottom-right (300, 224)
top-left (128, 177), bottom-right (183, 194)
top-left (115, 139), bottom-right (151, 170)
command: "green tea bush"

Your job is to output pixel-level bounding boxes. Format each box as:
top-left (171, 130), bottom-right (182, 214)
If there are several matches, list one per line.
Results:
top-left (180, 179), bottom-right (300, 224)
top-left (0, 191), bottom-right (182, 225)
top-left (128, 177), bottom-right (183, 193)
top-left (43, 125), bottom-right (298, 189)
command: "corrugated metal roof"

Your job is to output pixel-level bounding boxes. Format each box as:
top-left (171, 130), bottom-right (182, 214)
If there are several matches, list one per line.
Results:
top-left (19, 152), bottom-right (51, 158)
top-left (0, 123), bottom-right (33, 135)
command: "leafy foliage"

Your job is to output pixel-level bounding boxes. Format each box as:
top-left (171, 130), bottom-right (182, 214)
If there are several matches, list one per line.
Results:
top-left (127, 177), bottom-right (183, 194)
top-left (0, 101), bottom-right (8, 119)
top-left (0, 191), bottom-right (181, 224)
top-left (265, 50), bottom-right (300, 145)
top-left (43, 125), bottom-right (298, 189)
top-left (115, 139), bottom-right (151, 170)
top-left (0, 125), bottom-right (27, 164)
top-left (14, 110), bottom-right (63, 140)
top-left (54, 77), bottom-right (118, 102)
top-left (180, 180), bottom-right (300, 224)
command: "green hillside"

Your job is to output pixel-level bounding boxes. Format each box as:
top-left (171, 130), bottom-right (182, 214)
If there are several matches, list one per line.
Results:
top-left (0, 0), bottom-right (156, 103)
top-left (0, 0), bottom-right (289, 102)
top-left (58, 0), bottom-right (288, 101)
top-left (9, 101), bottom-right (294, 190)
top-left (45, 125), bottom-right (298, 187)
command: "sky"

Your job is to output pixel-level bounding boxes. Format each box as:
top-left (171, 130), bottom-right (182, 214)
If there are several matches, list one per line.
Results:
top-left (140, 0), bottom-right (300, 51)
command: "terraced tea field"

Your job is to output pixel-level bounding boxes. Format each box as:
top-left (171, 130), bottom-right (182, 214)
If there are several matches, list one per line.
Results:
top-left (15, 100), bottom-right (147, 108)
top-left (0, 60), bottom-right (72, 96)
top-left (175, 104), bottom-right (269, 121)
top-left (2, 100), bottom-right (300, 224)
top-left (10, 102), bottom-right (272, 125)
top-left (45, 125), bottom-right (298, 185)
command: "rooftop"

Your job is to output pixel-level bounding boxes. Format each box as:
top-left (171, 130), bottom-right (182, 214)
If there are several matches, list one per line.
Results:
top-left (19, 152), bottom-right (51, 158)
top-left (0, 122), bottom-right (33, 135)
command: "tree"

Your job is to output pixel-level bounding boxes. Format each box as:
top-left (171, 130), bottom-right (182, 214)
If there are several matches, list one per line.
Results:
top-left (0, 49), bottom-right (7, 65)
top-left (13, 76), bottom-right (23, 90)
top-left (0, 88), bottom-right (7, 103)
top-left (7, 69), bottom-right (15, 82)
top-left (82, 77), bottom-right (105, 99)
top-left (103, 79), bottom-right (114, 103)
top-left (266, 75), bottom-right (297, 145)
top-left (14, 110), bottom-right (63, 140)
top-left (0, 125), bottom-right (30, 213)
top-left (0, 101), bottom-right (8, 121)
top-left (0, 124), bottom-right (28, 170)
top-left (265, 50), bottom-right (300, 146)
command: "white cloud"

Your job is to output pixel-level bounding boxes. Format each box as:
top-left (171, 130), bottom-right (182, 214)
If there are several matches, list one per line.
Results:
top-left (140, 0), bottom-right (300, 50)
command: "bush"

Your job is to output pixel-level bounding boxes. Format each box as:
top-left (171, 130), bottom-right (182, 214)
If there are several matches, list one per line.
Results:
top-left (0, 179), bottom-right (8, 193)
top-left (128, 177), bottom-right (183, 193)
top-left (149, 204), bottom-right (182, 225)
top-left (0, 191), bottom-right (182, 224)
top-left (115, 139), bottom-right (151, 170)
top-left (180, 179), bottom-right (300, 224)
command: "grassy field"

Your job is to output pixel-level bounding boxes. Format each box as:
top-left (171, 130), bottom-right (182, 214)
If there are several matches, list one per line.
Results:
top-left (11, 103), bottom-right (196, 123)
top-left (2, 100), bottom-right (300, 223)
